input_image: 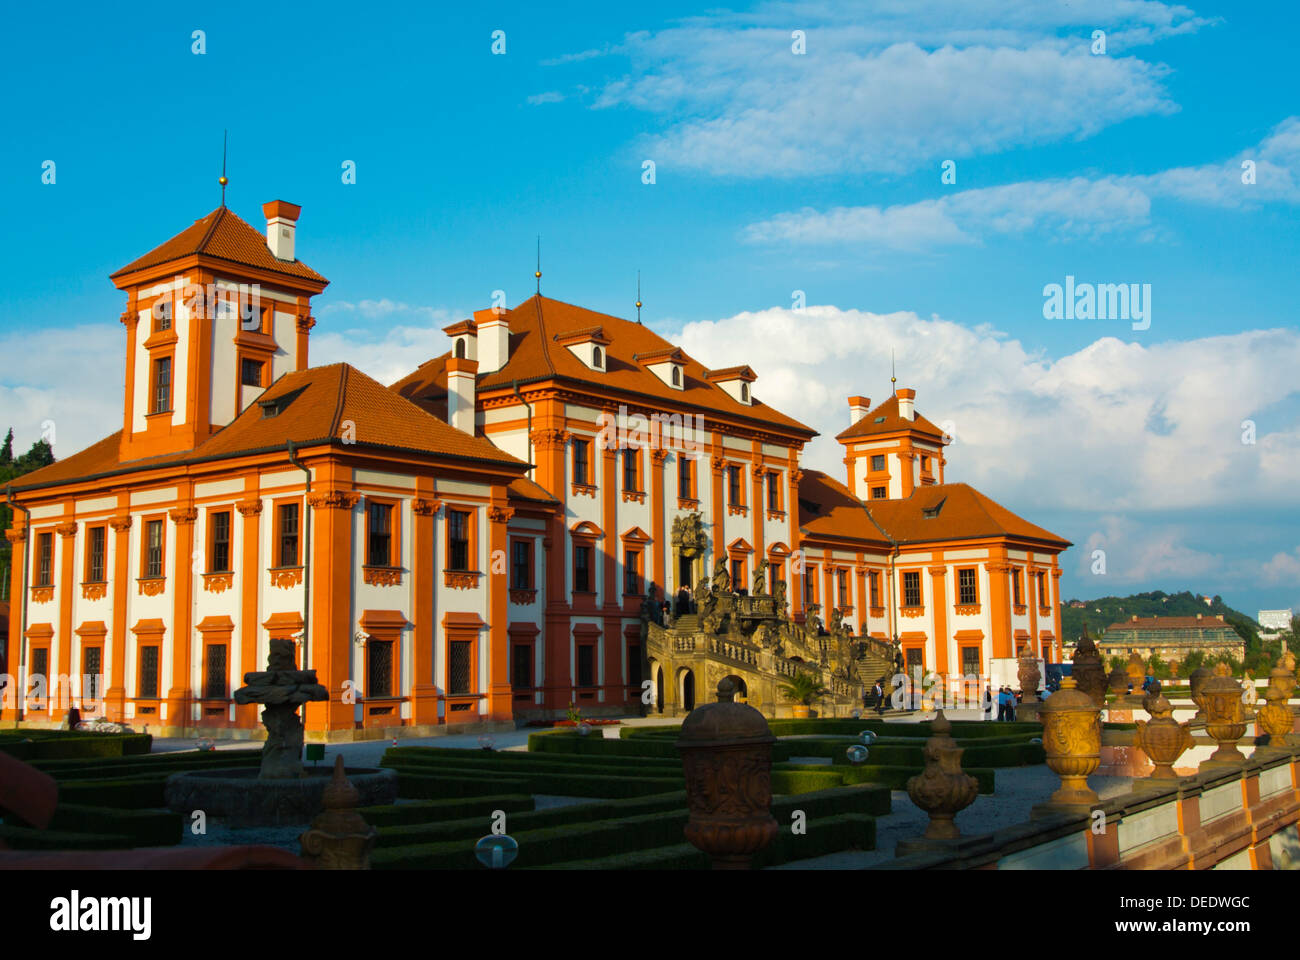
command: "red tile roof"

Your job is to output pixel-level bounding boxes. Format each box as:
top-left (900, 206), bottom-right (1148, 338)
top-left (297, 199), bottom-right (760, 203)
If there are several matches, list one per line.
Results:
top-left (1104, 616), bottom-right (1232, 633)
top-left (835, 394), bottom-right (946, 442)
top-left (111, 206), bottom-right (328, 285)
top-left (12, 363), bottom-right (526, 493)
top-left (863, 483), bottom-right (1071, 548)
top-left (391, 295), bottom-right (816, 437)
top-left (796, 471), bottom-right (892, 546)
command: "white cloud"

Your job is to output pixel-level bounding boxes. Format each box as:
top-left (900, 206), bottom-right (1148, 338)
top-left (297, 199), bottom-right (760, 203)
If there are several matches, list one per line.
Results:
top-left (743, 116), bottom-right (1300, 247)
top-left (565, 1), bottom-right (1212, 177)
top-left (673, 304), bottom-right (1300, 513)
top-left (526, 91), bottom-right (565, 105)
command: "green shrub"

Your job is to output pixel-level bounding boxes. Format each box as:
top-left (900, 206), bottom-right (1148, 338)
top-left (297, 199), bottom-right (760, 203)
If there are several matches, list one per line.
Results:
top-left (0, 824), bottom-right (133, 850)
top-left (56, 777), bottom-right (169, 809)
top-left (46, 804), bottom-right (182, 847)
top-left (360, 794), bottom-right (535, 829)
top-left (770, 769), bottom-right (847, 794)
top-left (384, 762), bottom-right (681, 799)
top-left (393, 771), bottom-right (532, 800)
top-left (778, 763), bottom-right (995, 794)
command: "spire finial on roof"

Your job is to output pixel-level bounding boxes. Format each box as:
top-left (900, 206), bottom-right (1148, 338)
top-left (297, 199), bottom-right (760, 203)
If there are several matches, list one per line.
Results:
top-left (218, 129), bottom-right (229, 207)
top-left (635, 270), bottom-right (642, 324)
top-left (535, 235), bottom-right (542, 293)
top-left (890, 349), bottom-right (897, 392)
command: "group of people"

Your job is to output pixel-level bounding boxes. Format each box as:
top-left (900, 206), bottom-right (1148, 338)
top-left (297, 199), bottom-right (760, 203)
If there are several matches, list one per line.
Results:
top-left (985, 685), bottom-right (1021, 721)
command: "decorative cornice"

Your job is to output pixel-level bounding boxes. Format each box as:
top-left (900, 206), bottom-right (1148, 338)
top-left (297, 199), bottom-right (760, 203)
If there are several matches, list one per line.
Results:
top-left (138, 578), bottom-right (166, 597)
top-left (487, 506), bottom-right (515, 524)
top-left (509, 588), bottom-right (538, 605)
top-left (767, 510), bottom-right (786, 522)
top-left (169, 507), bottom-right (198, 525)
top-left (202, 572), bottom-right (234, 594)
top-left (235, 499), bottom-right (264, 517)
top-left (31, 585), bottom-right (54, 603)
top-left (363, 566), bottom-right (403, 587)
top-left (413, 498), bottom-right (443, 517)
top-left (900, 605), bottom-right (926, 618)
top-left (954, 603), bottom-right (981, 616)
top-left (571, 483), bottom-right (597, 499)
top-left (55, 522), bottom-right (78, 538)
top-left (727, 504), bottom-right (749, 517)
top-left (296, 314), bottom-right (317, 333)
top-left (444, 570), bottom-right (482, 590)
top-left (108, 515), bottom-right (133, 533)
top-left (790, 469), bottom-right (804, 485)
top-left (927, 565), bottom-right (947, 576)
top-left (270, 566), bottom-right (304, 588)
top-left (650, 448), bottom-right (669, 465)
top-left (677, 497), bottom-right (700, 511)
top-left (530, 428), bottom-right (571, 451)
top-left (81, 582), bottom-right (108, 601)
top-left (308, 490), bottom-right (360, 511)
top-left (710, 455), bottom-right (726, 474)
top-left (4, 527), bottom-right (26, 544)
top-left (620, 490), bottom-right (647, 505)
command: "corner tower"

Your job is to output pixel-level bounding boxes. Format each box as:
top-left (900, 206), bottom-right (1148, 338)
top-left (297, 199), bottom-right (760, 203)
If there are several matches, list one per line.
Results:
top-left (109, 202), bottom-right (329, 462)
top-left (836, 387), bottom-right (948, 501)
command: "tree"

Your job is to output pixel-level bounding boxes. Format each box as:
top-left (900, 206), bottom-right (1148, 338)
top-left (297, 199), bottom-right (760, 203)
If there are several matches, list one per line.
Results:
top-left (0, 428), bottom-right (12, 465)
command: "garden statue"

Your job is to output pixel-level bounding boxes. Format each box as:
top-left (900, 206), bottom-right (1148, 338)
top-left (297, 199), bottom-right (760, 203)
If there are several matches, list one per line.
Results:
top-left (1134, 695), bottom-right (1193, 780)
top-left (712, 557), bottom-right (731, 595)
top-left (233, 637), bottom-right (329, 780)
top-left (904, 711), bottom-right (979, 842)
top-left (751, 558), bottom-right (769, 596)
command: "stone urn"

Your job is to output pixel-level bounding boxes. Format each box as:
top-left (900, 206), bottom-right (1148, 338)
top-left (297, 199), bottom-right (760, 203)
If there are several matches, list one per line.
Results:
top-left (1255, 685), bottom-right (1294, 753)
top-left (676, 679), bottom-right (779, 869)
top-left (1141, 679), bottom-right (1164, 714)
top-left (1188, 666), bottom-right (1213, 720)
top-left (1268, 656), bottom-right (1295, 704)
top-left (1106, 665), bottom-right (1130, 700)
top-left (299, 755), bottom-right (378, 869)
top-left (1126, 651), bottom-right (1146, 685)
top-left (1134, 695), bottom-right (1193, 779)
top-left (1200, 663), bottom-right (1248, 767)
top-left (905, 711), bottom-right (979, 841)
top-left (1071, 628), bottom-right (1107, 707)
top-left (1039, 677), bottom-right (1101, 807)
top-left (1017, 651), bottom-right (1041, 705)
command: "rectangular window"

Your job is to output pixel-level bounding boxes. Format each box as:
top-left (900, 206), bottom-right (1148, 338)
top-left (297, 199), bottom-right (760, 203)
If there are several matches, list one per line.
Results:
top-left (574, 545), bottom-right (591, 592)
top-left (624, 549), bottom-right (642, 595)
top-left (144, 519), bottom-right (164, 579)
top-left (447, 509), bottom-right (470, 571)
top-left (767, 472), bottom-right (781, 511)
top-left (678, 455), bottom-right (693, 499)
top-left (151, 356), bottom-right (171, 414)
top-left (805, 566), bottom-right (818, 604)
top-left (87, 526), bottom-right (106, 582)
top-left (31, 648), bottom-right (48, 695)
top-left (449, 641), bottom-right (472, 695)
top-left (623, 448), bottom-right (639, 492)
top-left (1012, 568), bottom-right (1024, 606)
top-left (367, 501), bottom-right (393, 567)
top-left (203, 644), bottom-right (228, 700)
top-left (871, 486), bottom-right (888, 500)
top-left (869, 570), bottom-right (881, 608)
top-left (36, 531), bottom-right (53, 587)
top-left (209, 510), bottom-right (231, 573)
top-left (961, 646), bottom-right (980, 677)
top-left (83, 647), bottom-right (102, 703)
top-left (731, 558), bottom-right (745, 590)
top-left (277, 503), bottom-right (299, 567)
top-left (958, 567), bottom-right (978, 605)
top-left (837, 569), bottom-right (848, 608)
top-left (903, 570), bottom-right (922, 608)
top-left (628, 643), bottom-right (642, 687)
top-left (512, 643), bottom-right (532, 688)
top-left (367, 640), bottom-right (394, 698)
top-left (511, 540), bottom-right (532, 590)
top-left (153, 297), bottom-right (171, 332)
top-left (577, 645), bottom-right (595, 687)
top-left (573, 440), bottom-right (590, 485)
top-left (728, 466), bottom-right (742, 505)
top-left (139, 646), bottom-right (160, 699)
top-left (1037, 571), bottom-right (1049, 607)
top-left (870, 454), bottom-right (885, 472)
top-left (240, 358), bottom-right (264, 387)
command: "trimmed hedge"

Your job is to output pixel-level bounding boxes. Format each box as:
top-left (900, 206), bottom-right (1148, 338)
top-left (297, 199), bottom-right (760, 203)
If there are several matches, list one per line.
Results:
top-left (0, 823), bottom-right (133, 850)
top-left (46, 804), bottom-right (182, 847)
top-left (777, 762), bottom-right (995, 794)
top-left (393, 771), bottom-right (532, 800)
top-left (56, 776), bottom-right (169, 809)
top-left (385, 762), bottom-right (682, 799)
top-left (621, 718), bottom-right (1043, 740)
top-left (530, 730), bottom-right (796, 762)
top-left (0, 732), bottom-right (153, 761)
top-left (360, 794), bottom-right (535, 829)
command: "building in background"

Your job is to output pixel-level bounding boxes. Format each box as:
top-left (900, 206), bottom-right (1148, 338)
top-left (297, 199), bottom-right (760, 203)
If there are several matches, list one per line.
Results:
top-left (1099, 614), bottom-right (1246, 665)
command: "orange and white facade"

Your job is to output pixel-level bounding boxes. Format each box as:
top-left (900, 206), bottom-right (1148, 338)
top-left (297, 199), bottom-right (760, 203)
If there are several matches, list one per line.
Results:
top-left (3, 198), bottom-right (1069, 739)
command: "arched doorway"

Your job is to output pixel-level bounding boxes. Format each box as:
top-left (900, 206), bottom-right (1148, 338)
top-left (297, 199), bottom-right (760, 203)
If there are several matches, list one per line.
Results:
top-left (680, 669), bottom-right (696, 712)
top-left (723, 674), bottom-right (748, 701)
top-left (654, 663), bottom-right (664, 714)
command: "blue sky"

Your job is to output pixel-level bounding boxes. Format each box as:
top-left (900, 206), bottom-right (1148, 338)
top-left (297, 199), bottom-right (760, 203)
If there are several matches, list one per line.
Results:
top-left (1, 0), bottom-right (1297, 620)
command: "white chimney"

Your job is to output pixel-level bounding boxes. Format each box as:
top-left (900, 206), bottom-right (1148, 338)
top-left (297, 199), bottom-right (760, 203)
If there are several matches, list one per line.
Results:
top-left (446, 357), bottom-right (478, 434)
top-left (262, 200), bottom-right (301, 261)
top-left (896, 387), bottom-right (916, 421)
top-left (474, 308), bottom-right (510, 374)
top-left (848, 396), bottom-right (871, 425)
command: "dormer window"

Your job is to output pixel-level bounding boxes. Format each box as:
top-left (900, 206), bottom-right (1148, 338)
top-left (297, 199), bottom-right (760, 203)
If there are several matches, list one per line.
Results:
top-left (593, 346), bottom-right (603, 368)
top-left (455, 338), bottom-right (467, 359)
top-left (634, 346), bottom-right (686, 390)
top-left (554, 326), bottom-right (612, 372)
top-left (672, 366), bottom-right (681, 387)
top-left (705, 365), bottom-right (757, 405)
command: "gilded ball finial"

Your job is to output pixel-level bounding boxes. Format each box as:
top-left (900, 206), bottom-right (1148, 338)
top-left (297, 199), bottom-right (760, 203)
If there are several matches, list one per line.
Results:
top-left (218, 175), bottom-right (228, 186)
top-left (636, 300), bottom-right (642, 309)
top-left (534, 270), bottom-right (541, 279)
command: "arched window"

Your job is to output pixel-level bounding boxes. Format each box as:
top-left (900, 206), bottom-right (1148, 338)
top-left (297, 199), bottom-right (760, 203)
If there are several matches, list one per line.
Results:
top-left (592, 346), bottom-right (603, 368)
top-left (740, 382), bottom-right (749, 402)
top-left (672, 366), bottom-right (681, 386)
top-left (455, 338), bottom-right (466, 359)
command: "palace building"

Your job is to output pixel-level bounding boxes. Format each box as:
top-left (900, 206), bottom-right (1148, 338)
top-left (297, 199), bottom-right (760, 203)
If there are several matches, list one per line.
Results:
top-left (2, 198), bottom-right (1070, 738)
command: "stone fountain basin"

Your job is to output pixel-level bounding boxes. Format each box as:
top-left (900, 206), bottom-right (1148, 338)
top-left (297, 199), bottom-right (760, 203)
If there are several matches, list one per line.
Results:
top-left (164, 767), bottom-right (398, 829)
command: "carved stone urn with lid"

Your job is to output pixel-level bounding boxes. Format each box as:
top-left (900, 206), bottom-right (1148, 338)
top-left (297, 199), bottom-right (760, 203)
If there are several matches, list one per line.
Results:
top-left (676, 678), bottom-right (779, 869)
top-left (1255, 685), bottom-right (1294, 754)
top-left (905, 710), bottom-right (980, 841)
top-left (1200, 662), bottom-right (1248, 767)
top-left (1071, 628), bottom-right (1107, 708)
top-left (1134, 695), bottom-right (1193, 780)
top-left (1038, 677), bottom-right (1101, 808)
top-left (1268, 655), bottom-right (1296, 704)
top-left (1188, 665), bottom-right (1213, 720)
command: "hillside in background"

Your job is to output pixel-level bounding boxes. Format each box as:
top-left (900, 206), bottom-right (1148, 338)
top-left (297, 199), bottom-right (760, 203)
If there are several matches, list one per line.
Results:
top-left (1061, 590), bottom-right (1262, 648)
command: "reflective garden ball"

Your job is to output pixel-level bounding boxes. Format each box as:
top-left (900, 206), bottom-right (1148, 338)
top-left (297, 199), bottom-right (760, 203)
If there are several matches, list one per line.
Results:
top-left (859, 730), bottom-right (877, 745)
top-left (474, 834), bottom-right (519, 869)
top-left (478, 735), bottom-right (495, 751)
top-left (577, 721), bottom-right (592, 737)
top-left (1030, 737), bottom-right (1043, 745)
top-left (846, 744), bottom-right (869, 765)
